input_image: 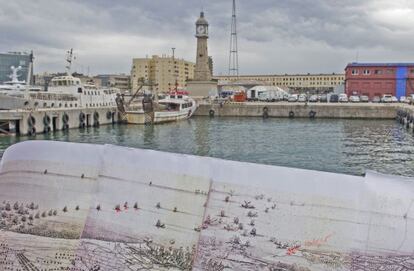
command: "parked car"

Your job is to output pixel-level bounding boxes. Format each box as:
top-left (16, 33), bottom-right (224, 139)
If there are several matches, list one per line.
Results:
top-left (407, 94), bottom-right (414, 104)
top-left (338, 94), bottom-right (348, 103)
top-left (298, 94), bottom-right (307, 102)
top-left (329, 94), bottom-right (339, 103)
top-left (349, 95), bottom-right (360, 103)
top-left (360, 95), bottom-right (369, 102)
top-left (399, 96), bottom-right (407, 103)
top-left (319, 94), bottom-right (328, 103)
top-left (372, 96), bottom-right (381, 103)
top-left (288, 94), bottom-right (298, 102)
top-left (381, 94), bottom-right (393, 103)
top-left (309, 95), bottom-right (318, 102)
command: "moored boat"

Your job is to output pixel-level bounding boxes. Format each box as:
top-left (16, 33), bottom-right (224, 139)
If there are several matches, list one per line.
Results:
top-left (125, 91), bottom-right (197, 124)
top-left (0, 49), bottom-right (119, 110)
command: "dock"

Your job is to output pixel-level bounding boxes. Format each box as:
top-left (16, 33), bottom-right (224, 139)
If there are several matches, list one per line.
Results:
top-left (195, 101), bottom-right (414, 119)
top-left (0, 107), bottom-right (118, 136)
top-left (2, 102), bottom-right (414, 136)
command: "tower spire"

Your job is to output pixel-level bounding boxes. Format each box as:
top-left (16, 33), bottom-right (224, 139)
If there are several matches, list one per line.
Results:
top-left (228, 0), bottom-right (239, 77)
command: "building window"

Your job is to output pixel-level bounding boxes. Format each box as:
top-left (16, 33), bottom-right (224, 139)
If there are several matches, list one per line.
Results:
top-left (410, 69), bottom-right (414, 74)
top-left (363, 69), bottom-right (370, 75)
top-left (374, 70), bottom-right (383, 75)
top-left (351, 69), bottom-right (359, 75)
top-left (386, 69), bottom-right (394, 74)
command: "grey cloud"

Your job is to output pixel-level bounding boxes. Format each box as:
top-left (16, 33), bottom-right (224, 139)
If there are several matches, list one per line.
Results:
top-left (1, 0), bottom-right (413, 75)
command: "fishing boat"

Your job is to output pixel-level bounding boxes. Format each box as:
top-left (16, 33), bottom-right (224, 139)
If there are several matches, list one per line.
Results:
top-left (124, 90), bottom-right (197, 124)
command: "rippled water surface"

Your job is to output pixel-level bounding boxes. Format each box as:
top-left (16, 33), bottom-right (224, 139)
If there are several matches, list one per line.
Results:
top-left (0, 117), bottom-right (413, 177)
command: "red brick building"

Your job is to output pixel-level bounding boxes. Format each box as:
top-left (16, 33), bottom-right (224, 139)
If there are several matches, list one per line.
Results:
top-left (345, 63), bottom-right (414, 99)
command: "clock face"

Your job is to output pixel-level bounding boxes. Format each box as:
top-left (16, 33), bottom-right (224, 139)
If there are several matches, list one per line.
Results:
top-left (197, 25), bottom-right (206, 35)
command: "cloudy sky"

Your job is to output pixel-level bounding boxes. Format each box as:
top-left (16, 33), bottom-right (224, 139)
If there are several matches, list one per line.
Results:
top-left (1, 0), bottom-right (414, 75)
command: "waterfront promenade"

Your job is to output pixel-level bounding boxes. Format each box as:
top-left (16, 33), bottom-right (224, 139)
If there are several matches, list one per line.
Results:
top-left (195, 101), bottom-right (414, 119)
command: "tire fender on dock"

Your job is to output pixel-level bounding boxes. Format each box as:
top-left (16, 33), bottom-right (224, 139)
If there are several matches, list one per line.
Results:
top-left (262, 107), bottom-right (269, 119)
top-left (79, 112), bottom-right (86, 123)
top-left (43, 115), bottom-right (51, 126)
top-left (62, 113), bottom-right (69, 124)
top-left (27, 115), bottom-right (36, 127)
top-left (93, 111), bottom-right (100, 127)
top-left (309, 110), bottom-right (316, 119)
top-left (27, 126), bottom-right (36, 136)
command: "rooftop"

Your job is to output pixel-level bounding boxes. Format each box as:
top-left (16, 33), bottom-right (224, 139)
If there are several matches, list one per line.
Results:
top-left (215, 73), bottom-right (344, 78)
top-left (346, 62), bottom-right (414, 68)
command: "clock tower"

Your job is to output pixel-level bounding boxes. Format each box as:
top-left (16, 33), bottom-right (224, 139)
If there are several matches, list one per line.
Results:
top-left (194, 12), bottom-right (211, 81)
top-left (187, 11), bottom-right (218, 97)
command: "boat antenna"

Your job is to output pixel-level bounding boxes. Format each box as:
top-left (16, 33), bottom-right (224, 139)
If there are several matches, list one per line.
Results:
top-left (65, 48), bottom-right (74, 75)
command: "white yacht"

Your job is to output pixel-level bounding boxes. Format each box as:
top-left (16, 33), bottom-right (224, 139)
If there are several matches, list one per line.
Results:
top-left (0, 65), bottom-right (41, 93)
top-left (0, 49), bottom-right (119, 110)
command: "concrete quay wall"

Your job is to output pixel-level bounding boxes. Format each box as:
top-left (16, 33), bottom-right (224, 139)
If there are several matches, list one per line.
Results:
top-left (0, 107), bottom-right (118, 135)
top-left (195, 102), bottom-right (403, 119)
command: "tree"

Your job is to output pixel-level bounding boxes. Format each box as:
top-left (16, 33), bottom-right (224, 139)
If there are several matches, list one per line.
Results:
top-left (75, 205), bottom-right (79, 211)
top-left (96, 204), bottom-right (101, 211)
top-left (35, 212), bottom-right (40, 219)
top-left (48, 210), bottom-right (53, 216)
top-left (53, 210), bottom-right (57, 216)
top-left (63, 206), bottom-right (68, 212)
top-left (5, 203), bottom-right (11, 211)
top-left (41, 211), bottom-right (46, 218)
top-left (29, 202), bottom-right (35, 210)
top-left (13, 202), bottom-right (19, 210)
top-left (133, 202), bottom-right (138, 209)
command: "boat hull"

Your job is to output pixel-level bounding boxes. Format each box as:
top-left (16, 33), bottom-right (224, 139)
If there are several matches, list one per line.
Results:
top-left (126, 104), bottom-right (197, 124)
top-left (0, 94), bottom-right (28, 110)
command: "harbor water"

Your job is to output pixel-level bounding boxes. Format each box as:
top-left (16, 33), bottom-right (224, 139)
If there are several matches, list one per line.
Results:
top-left (0, 117), bottom-right (413, 177)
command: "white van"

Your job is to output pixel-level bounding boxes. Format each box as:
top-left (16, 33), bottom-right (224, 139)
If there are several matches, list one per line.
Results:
top-left (381, 94), bottom-right (393, 103)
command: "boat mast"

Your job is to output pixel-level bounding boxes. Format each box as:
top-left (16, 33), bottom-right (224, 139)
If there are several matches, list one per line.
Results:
top-left (65, 48), bottom-right (74, 75)
top-left (172, 47), bottom-right (178, 92)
